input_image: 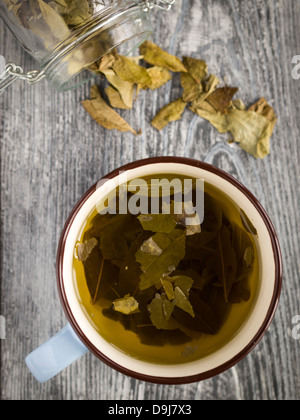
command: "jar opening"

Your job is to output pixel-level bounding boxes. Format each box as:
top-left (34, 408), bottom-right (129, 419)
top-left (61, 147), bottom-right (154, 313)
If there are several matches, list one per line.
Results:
top-left (41, 3), bottom-right (153, 91)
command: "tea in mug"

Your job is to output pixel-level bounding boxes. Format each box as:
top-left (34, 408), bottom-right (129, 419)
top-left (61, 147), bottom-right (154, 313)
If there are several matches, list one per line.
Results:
top-left (73, 175), bottom-right (259, 364)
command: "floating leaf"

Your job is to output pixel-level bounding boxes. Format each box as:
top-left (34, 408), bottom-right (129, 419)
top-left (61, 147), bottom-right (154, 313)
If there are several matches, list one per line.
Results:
top-left (138, 214), bottom-right (176, 234)
top-left (136, 229), bottom-right (186, 290)
top-left (81, 85), bottom-right (137, 134)
top-left (113, 294), bottom-right (139, 315)
top-left (173, 201), bottom-right (202, 236)
top-left (147, 294), bottom-right (177, 330)
top-left (240, 210), bottom-right (258, 237)
top-left (215, 225), bottom-right (238, 302)
top-left (140, 40), bottom-right (187, 73)
top-left (100, 230), bottom-right (128, 261)
top-left (174, 287), bottom-right (195, 317)
top-left (172, 275), bottom-right (194, 295)
top-left (173, 291), bottom-right (218, 335)
top-left (151, 98), bottom-right (187, 130)
top-left (228, 281), bottom-right (251, 304)
top-left (160, 279), bottom-right (175, 300)
top-left (82, 247), bottom-right (119, 304)
top-left (77, 237), bottom-right (98, 262)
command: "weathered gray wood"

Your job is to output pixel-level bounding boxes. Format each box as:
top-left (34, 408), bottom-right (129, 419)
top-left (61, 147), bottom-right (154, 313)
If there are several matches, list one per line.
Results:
top-left (1, 0), bottom-right (300, 400)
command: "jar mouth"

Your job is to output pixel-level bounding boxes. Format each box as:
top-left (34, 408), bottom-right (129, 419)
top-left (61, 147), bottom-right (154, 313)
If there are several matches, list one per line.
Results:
top-left (40, 2), bottom-right (153, 91)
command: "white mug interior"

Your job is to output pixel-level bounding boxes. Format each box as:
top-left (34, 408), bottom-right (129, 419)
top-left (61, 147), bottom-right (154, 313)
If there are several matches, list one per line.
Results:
top-left (60, 161), bottom-right (279, 381)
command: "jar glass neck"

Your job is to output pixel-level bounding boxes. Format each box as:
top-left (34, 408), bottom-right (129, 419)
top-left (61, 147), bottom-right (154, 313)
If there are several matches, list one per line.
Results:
top-left (41, 1), bottom-right (153, 91)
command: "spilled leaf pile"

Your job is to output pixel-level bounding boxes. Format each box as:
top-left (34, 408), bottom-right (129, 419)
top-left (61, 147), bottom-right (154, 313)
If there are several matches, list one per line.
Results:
top-left (76, 182), bottom-right (256, 345)
top-left (83, 40), bottom-right (277, 159)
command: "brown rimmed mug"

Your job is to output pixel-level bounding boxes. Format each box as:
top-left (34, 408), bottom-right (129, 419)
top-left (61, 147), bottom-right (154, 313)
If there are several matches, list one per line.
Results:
top-left (25, 157), bottom-right (282, 384)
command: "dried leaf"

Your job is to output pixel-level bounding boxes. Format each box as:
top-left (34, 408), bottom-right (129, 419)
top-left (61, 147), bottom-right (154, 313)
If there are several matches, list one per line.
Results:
top-left (191, 74), bottom-right (220, 107)
top-left (89, 52), bottom-right (116, 74)
top-left (181, 72), bottom-right (203, 103)
top-left (182, 57), bottom-right (208, 83)
top-left (206, 87), bottom-right (239, 114)
top-left (140, 41), bottom-right (187, 73)
top-left (100, 69), bottom-right (135, 109)
top-left (190, 100), bottom-right (229, 133)
top-left (112, 54), bottom-right (152, 85)
top-left (151, 98), bottom-right (187, 131)
top-left (191, 94), bottom-right (276, 158)
top-left (143, 66), bottom-right (172, 90)
top-left (105, 85), bottom-right (131, 109)
top-left (36, 0), bottom-right (70, 40)
top-left (180, 57), bottom-right (208, 102)
top-left (81, 85), bottom-right (137, 134)
top-left (49, 0), bottom-right (91, 27)
top-left (227, 105), bottom-right (275, 159)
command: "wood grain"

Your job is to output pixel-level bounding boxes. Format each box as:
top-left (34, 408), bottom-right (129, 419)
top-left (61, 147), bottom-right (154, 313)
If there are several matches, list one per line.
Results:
top-left (1, 0), bottom-right (300, 400)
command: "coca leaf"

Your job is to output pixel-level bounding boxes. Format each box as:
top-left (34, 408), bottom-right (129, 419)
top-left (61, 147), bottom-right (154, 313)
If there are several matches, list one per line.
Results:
top-left (140, 41), bottom-right (187, 73)
top-left (206, 87), bottom-right (239, 114)
top-left (81, 85), bottom-right (136, 134)
top-left (240, 209), bottom-right (258, 237)
top-left (172, 275), bottom-right (194, 295)
top-left (143, 66), bottom-right (172, 90)
top-left (112, 54), bottom-right (152, 85)
top-left (113, 295), bottom-right (140, 315)
top-left (174, 287), bottom-right (195, 318)
top-left (138, 214), bottom-right (176, 234)
top-left (105, 85), bottom-right (132, 110)
top-left (100, 230), bottom-right (128, 261)
top-left (136, 229), bottom-right (186, 290)
top-left (100, 69), bottom-right (135, 109)
top-left (151, 98), bottom-right (187, 131)
top-left (147, 294), bottom-right (177, 330)
top-left (215, 225), bottom-right (238, 302)
top-left (173, 291), bottom-right (219, 335)
top-left (182, 56), bottom-right (208, 84)
top-left (160, 279), bottom-right (175, 300)
top-left (77, 237), bottom-right (98, 262)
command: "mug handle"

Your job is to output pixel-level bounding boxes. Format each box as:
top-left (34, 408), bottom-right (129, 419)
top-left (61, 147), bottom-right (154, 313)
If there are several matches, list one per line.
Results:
top-left (25, 323), bottom-right (88, 383)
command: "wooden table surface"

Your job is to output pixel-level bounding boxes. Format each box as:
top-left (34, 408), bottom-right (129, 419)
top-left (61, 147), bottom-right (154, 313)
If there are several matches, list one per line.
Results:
top-left (1, 0), bottom-right (300, 401)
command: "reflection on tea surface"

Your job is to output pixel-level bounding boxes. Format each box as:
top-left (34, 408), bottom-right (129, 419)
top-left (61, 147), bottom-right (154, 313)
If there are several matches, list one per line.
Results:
top-left (73, 175), bottom-right (259, 364)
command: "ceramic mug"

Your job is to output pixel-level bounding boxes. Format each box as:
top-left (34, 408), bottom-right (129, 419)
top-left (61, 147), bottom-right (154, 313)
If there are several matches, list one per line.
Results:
top-left (25, 157), bottom-right (282, 384)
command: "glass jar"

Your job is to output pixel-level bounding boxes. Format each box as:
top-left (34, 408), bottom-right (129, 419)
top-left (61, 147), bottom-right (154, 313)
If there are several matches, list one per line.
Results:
top-left (0, 0), bottom-right (175, 93)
